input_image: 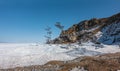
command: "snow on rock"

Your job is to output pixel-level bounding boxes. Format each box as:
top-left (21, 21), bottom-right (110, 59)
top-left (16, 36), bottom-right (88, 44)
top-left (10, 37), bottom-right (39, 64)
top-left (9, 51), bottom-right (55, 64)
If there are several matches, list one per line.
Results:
top-left (70, 67), bottom-right (88, 71)
top-left (98, 22), bottom-right (120, 44)
top-left (0, 43), bottom-right (120, 69)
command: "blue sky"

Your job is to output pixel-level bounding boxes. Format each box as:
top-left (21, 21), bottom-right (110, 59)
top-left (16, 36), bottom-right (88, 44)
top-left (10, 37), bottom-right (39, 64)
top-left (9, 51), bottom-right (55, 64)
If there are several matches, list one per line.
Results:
top-left (0, 0), bottom-right (120, 43)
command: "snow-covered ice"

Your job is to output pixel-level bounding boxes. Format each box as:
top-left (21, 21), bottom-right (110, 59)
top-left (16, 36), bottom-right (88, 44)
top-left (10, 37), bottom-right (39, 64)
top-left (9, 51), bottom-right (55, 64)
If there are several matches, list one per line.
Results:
top-left (0, 43), bottom-right (120, 69)
top-left (0, 43), bottom-right (74, 69)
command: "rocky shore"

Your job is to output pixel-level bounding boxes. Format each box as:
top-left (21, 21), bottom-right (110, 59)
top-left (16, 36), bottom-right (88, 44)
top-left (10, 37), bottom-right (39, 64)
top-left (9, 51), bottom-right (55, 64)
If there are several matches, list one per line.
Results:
top-left (0, 52), bottom-right (120, 71)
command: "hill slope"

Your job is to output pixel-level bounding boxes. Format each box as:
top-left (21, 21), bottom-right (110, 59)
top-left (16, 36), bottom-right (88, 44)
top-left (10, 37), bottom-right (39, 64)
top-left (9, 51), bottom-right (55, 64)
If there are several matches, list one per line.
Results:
top-left (51, 13), bottom-right (120, 44)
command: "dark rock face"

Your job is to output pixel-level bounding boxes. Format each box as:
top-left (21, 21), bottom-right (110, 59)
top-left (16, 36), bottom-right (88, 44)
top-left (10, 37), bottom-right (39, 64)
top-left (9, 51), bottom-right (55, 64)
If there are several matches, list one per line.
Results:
top-left (98, 22), bottom-right (120, 44)
top-left (51, 13), bottom-right (120, 44)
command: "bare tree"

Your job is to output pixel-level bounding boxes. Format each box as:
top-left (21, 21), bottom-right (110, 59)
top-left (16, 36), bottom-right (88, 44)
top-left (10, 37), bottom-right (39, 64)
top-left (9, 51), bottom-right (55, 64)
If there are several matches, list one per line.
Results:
top-left (44, 26), bottom-right (52, 44)
top-left (55, 22), bottom-right (64, 31)
top-left (118, 43), bottom-right (120, 48)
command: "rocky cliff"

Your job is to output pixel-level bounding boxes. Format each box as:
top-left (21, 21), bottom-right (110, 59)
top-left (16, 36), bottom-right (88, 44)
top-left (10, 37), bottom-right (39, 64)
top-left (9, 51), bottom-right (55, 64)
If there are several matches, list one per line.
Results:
top-left (51, 13), bottom-right (120, 44)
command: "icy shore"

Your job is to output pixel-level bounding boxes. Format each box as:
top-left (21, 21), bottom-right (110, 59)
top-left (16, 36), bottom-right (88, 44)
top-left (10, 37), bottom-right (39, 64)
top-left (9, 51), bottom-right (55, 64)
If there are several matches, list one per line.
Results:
top-left (0, 43), bottom-right (120, 69)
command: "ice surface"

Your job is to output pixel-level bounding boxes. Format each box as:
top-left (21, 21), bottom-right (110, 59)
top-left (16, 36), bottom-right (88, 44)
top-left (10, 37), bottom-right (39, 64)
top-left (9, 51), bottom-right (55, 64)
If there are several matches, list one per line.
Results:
top-left (0, 43), bottom-right (120, 69)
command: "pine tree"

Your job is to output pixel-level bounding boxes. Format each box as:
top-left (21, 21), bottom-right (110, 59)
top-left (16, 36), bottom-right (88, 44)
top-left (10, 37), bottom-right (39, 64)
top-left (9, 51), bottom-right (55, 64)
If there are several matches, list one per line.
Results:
top-left (55, 22), bottom-right (64, 31)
